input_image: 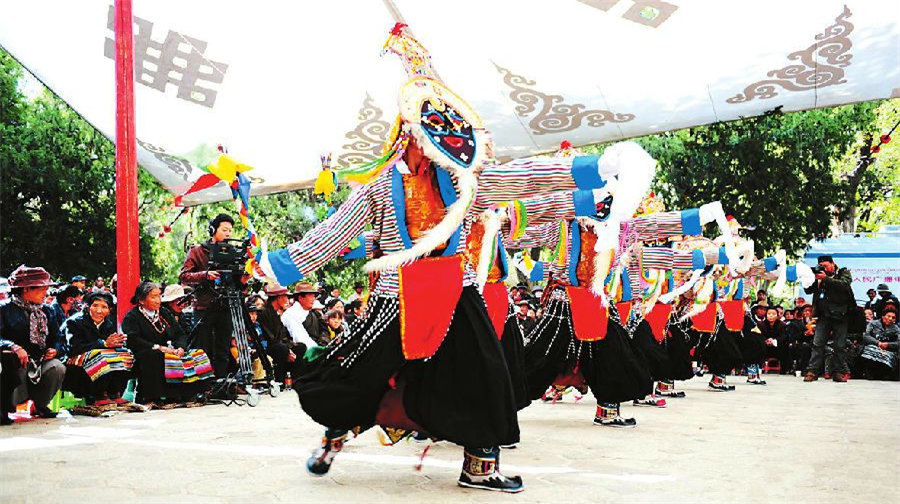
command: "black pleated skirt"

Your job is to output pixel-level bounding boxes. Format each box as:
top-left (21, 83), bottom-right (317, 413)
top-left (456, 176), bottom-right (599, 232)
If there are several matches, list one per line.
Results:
top-left (632, 320), bottom-right (673, 381)
top-left (499, 304), bottom-right (530, 411)
top-left (294, 287), bottom-right (519, 448)
top-left (523, 298), bottom-right (651, 404)
top-left (665, 323), bottom-right (698, 381)
top-left (698, 324), bottom-right (744, 376)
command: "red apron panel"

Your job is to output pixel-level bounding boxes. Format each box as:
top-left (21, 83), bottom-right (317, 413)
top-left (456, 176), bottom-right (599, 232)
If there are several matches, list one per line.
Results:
top-left (645, 303), bottom-right (673, 343)
top-left (398, 255), bottom-right (464, 360)
top-left (566, 286), bottom-right (608, 341)
top-left (482, 282), bottom-right (510, 341)
top-left (719, 300), bottom-right (746, 331)
top-left (691, 302), bottom-right (718, 333)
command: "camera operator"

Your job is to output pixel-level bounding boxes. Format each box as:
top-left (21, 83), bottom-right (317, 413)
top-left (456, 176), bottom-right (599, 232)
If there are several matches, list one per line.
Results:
top-left (803, 255), bottom-right (854, 382)
top-left (179, 214), bottom-right (241, 378)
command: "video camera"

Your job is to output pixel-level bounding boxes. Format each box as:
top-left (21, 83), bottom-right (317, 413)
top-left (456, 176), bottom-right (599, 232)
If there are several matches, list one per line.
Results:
top-left (208, 237), bottom-right (252, 290)
top-left (811, 265), bottom-right (827, 275)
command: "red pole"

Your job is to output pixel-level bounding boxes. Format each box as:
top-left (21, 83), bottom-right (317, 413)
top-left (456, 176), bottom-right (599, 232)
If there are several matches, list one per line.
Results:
top-left (114, 0), bottom-right (139, 324)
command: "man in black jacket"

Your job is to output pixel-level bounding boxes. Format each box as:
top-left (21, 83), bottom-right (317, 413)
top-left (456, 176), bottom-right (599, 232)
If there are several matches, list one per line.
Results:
top-left (803, 255), bottom-right (855, 382)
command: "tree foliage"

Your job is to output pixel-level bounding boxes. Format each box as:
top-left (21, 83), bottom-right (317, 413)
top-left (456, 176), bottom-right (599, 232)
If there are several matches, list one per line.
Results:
top-left (1, 49), bottom-right (117, 279)
top-left (630, 103), bottom-right (881, 257)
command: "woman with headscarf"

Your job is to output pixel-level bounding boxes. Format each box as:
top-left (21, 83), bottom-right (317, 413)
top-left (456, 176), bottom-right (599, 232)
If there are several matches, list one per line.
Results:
top-left (122, 281), bottom-right (213, 405)
top-left (0, 265), bottom-right (66, 424)
top-left (63, 291), bottom-right (134, 405)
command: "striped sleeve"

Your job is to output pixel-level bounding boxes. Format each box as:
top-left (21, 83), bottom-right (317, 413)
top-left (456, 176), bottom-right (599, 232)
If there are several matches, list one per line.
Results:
top-left (504, 221), bottom-right (561, 250)
top-left (267, 186), bottom-right (373, 284)
top-left (515, 192), bottom-right (578, 227)
top-left (632, 211), bottom-right (686, 242)
top-left (476, 155), bottom-right (604, 207)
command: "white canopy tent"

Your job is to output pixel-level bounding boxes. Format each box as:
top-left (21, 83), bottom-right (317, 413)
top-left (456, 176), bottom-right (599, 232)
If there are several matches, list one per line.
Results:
top-left (2, 0), bottom-right (897, 204)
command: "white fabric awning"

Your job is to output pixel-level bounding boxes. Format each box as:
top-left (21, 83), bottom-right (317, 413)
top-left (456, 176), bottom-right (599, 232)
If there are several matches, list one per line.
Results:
top-left (2, 0), bottom-right (897, 204)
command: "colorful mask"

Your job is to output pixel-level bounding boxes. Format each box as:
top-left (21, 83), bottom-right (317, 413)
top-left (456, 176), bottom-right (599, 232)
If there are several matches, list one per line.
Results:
top-left (398, 77), bottom-right (485, 172)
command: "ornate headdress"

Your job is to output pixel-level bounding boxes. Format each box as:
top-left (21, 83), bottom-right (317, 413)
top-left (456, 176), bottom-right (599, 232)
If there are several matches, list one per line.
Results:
top-left (336, 24), bottom-right (487, 187)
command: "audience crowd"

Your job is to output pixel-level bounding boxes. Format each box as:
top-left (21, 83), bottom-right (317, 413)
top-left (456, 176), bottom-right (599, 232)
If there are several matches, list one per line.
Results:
top-left (1, 253), bottom-right (897, 426)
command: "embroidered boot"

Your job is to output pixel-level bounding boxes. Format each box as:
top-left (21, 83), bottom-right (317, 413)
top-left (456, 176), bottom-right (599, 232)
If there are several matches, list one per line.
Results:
top-left (708, 374), bottom-right (731, 391)
top-left (306, 429), bottom-right (348, 476)
top-left (457, 447), bottom-right (524, 493)
top-left (655, 380), bottom-right (686, 398)
top-left (593, 402), bottom-right (637, 427)
top-left (747, 364), bottom-right (767, 385)
top-left (633, 386), bottom-right (667, 407)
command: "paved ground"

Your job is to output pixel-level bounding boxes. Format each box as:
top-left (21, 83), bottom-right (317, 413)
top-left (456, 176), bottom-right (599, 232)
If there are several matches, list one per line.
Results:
top-left (1, 374), bottom-right (898, 503)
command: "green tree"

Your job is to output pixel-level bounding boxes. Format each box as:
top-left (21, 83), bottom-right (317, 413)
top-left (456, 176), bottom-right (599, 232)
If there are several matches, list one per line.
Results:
top-left (630, 104), bottom-right (879, 257)
top-left (1, 49), bottom-right (118, 280)
top-left (832, 99), bottom-right (900, 232)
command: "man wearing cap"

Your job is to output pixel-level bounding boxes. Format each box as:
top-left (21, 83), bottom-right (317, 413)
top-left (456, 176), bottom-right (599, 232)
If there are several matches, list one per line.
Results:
top-left (179, 213), bottom-right (238, 377)
top-left (70, 275), bottom-right (88, 291)
top-left (515, 299), bottom-right (535, 336)
top-left (283, 282), bottom-right (328, 348)
top-left (346, 282), bottom-right (366, 304)
top-left (258, 283), bottom-right (304, 383)
top-left (160, 284), bottom-right (195, 337)
top-left (0, 265), bottom-right (66, 423)
top-left (872, 284), bottom-right (899, 318)
top-left (803, 255), bottom-right (854, 382)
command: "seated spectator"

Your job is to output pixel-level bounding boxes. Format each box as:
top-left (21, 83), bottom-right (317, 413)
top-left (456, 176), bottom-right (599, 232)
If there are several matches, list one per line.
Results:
top-left (70, 275), bottom-right (88, 291)
top-left (750, 304), bottom-right (768, 324)
top-left (756, 289), bottom-right (768, 306)
top-left (863, 288), bottom-right (877, 311)
top-left (859, 307), bottom-right (899, 380)
top-left (0, 265), bottom-right (66, 423)
top-left (872, 284), bottom-right (899, 318)
top-left (344, 300), bottom-right (363, 326)
top-left (92, 276), bottom-right (107, 293)
top-left (258, 283), bottom-right (306, 384)
top-left (758, 306), bottom-right (791, 374)
top-left (122, 281), bottom-right (214, 405)
top-left (794, 297), bottom-right (807, 309)
top-left (160, 284), bottom-right (195, 338)
top-left (864, 308), bottom-right (875, 322)
top-left (0, 277), bottom-right (10, 302)
top-left (515, 299), bottom-right (535, 336)
top-left (47, 284), bottom-right (83, 335)
top-left (346, 282), bottom-right (366, 304)
top-left (324, 309), bottom-right (344, 342)
top-left (62, 291), bottom-right (133, 405)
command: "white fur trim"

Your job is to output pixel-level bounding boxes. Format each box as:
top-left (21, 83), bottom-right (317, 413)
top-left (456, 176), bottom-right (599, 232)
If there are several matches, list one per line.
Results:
top-left (364, 168), bottom-right (477, 273)
top-left (660, 270), bottom-right (703, 304)
top-left (576, 217), bottom-right (615, 301)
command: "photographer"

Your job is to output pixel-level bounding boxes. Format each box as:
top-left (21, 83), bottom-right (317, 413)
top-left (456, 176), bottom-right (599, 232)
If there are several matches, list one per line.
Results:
top-left (803, 255), bottom-right (854, 382)
top-left (179, 214), bottom-right (241, 378)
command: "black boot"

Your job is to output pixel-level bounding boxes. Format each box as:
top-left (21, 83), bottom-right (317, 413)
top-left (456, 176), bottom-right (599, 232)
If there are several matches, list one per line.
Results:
top-left (306, 429), bottom-right (348, 476)
top-left (457, 447), bottom-right (524, 493)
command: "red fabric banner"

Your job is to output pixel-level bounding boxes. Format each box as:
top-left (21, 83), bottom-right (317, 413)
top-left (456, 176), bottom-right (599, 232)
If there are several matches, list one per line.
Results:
top-left (397, 256), bottom-right (464, 360)
top-left (691, 302), bottom-right (718, 333)
top-left (719, 300), bottom-right (746, 331)
top-left (482, 282), bottom-right (510, 340)
top-left (566, 286), bottom-right (608, 341)
top-left (615, 301), bottom-right (633, 325)
top-left (645, 303), bottom-right (673, 343)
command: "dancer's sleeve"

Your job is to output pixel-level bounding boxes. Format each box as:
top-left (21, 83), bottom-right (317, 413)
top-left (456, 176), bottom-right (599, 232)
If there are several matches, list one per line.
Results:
top-left (265, 187), bottom-right (373, 285)
top-left (639, 245), bottom-right (726, 271)
top-left (504, 221), bottom-right (561, 250)
top-left (476, 155), bottom-right (610, 206)
top-left (508, 189), bottom-right (608, 229)
top-left (341, 231), bottom-right (379, 260)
